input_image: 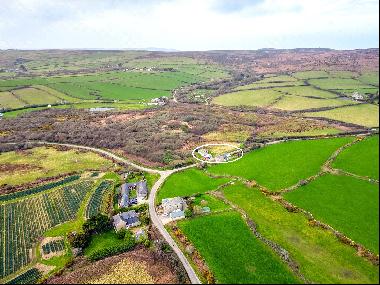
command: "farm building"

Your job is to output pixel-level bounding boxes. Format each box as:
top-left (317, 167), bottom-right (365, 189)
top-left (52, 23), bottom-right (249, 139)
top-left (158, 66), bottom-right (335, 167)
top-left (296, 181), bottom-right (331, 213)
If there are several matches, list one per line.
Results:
top-left (352, 92), bottom-right (364, 101)
top-left (197, 149), bottom-right (212, 160)
top-left (119, 183), bottom-right (131, 208)
top-left (169, 209), bottom-right (185, 220)
top-left (162, 197), bottom-right (187, 216)
top-left (119, 181), bottom-right (148, 207)
top-left (136, 181), bottom-right (148, 203)
top-left (113, 210), bottom-right (140, 231)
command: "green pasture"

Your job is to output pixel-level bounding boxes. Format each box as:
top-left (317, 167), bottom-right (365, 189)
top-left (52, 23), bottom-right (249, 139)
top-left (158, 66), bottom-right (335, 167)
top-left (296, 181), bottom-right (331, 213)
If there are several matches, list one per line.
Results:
top-left (272, 95), bottom-right (356, 111)
top-left (305, 104), bottom-right (379, 127)
top-left (222, 183), bottom-right (379, 284)
top-left (284, 174), bottom-right (379, 253)
top-left (157, 168), bottom-right (230, 202)
top-left (212, 89), bottom-right (282, 107)
top-left (333, 135), bottom-right (379, 179)
top-left (207, 137), bottom-right (354, 191)
top-left (178, 212), bottom-right (299, 284)
top-left (0, 146), bottom-right (113, 187)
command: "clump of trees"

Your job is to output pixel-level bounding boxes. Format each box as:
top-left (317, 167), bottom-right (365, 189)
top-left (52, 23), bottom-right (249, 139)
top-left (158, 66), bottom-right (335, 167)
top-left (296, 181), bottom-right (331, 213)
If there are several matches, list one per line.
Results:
top-left (67, 214), bottom-right (112, 249)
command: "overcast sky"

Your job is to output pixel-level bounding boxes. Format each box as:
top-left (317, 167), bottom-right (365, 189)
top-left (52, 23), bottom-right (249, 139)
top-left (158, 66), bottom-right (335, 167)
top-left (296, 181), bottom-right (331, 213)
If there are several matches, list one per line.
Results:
top-left (0, 0), bottom-right (378, 50)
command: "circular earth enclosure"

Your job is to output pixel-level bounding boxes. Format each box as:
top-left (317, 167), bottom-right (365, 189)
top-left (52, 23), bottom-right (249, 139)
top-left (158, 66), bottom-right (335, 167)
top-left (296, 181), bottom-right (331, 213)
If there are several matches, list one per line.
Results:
top-left (192, 143), bottom-right (244, 164)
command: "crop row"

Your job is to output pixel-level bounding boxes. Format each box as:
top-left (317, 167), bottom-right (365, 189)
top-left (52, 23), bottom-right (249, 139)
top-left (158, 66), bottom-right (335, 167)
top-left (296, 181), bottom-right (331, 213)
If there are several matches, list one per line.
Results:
top-left (0, 175), bottom-right (81, 203)
top-left (5, 268), bottom-right (42, 284)
top-left (0, 180), bottom-right (94, 278)
top-left (85, 180), bottom-right (114, 219)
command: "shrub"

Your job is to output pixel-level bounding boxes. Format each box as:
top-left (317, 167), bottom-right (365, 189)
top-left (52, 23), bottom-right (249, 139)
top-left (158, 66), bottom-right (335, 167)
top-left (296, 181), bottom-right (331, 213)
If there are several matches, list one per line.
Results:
top-left (116, 228), bottom-right (128, 239)
top-left (139, 211), bottom-right (150, 225)
top-left (67, 231), bottom-right (90, 248)
top-left (87, 242), bottom-right (135, 261)
top-left (83, 214), bottom-right (112, 235)
top-left (185, 209), bottom-right (193, 218)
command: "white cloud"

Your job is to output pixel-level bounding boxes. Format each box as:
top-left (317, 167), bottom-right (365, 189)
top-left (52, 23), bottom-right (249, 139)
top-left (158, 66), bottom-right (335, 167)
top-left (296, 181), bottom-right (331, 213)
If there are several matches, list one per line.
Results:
top-left (0, 0), bottom-right (378, 50)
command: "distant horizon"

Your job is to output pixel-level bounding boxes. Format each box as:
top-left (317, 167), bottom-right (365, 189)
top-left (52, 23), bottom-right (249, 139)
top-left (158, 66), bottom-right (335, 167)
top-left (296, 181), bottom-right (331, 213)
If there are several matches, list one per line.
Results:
top-left (1, 47), bottom-right (379, 52)
top-left (0, 0), bottom-right (378, 51)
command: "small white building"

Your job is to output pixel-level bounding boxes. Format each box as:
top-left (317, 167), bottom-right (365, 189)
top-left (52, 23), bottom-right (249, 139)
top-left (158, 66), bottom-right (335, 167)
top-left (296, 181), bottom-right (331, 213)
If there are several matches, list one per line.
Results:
top-left (352, 92), bottom-right (364, 101)
top-left (162, 197), bottom-right (186, 216)
top-left (197, 149), bottom-right (212, 160)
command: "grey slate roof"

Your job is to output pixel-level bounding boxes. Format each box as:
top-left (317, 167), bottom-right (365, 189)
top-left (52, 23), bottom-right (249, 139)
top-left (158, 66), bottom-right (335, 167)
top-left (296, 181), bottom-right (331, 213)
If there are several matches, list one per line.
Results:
top-left (136, 181), bottom-right (148, 198)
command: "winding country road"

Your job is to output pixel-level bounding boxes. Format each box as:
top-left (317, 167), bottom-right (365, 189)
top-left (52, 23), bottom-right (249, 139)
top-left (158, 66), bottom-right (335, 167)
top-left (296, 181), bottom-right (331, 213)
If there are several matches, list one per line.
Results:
top-left (19, 141), bottom-right (202, 284)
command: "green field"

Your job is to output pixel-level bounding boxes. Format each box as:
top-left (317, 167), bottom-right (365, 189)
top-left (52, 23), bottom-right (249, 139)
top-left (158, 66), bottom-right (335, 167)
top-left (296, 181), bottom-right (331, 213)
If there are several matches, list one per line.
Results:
top-left (12, 87), bottom-right (61, 105)
top-left (358, 72), bottom-right (379, 86)
top-left (192, 194), bottom-right (230, 212)
top-left (236, 80), bottom-right (305, 90)
top-left (222, 183), bottom-right (379, 284)
top-left (327, 71), bottom-right (359, 78)
top-left (177, 212), bottom-right (299, 284)
top-left (0, 147), bottom-right (113, 187)
top-left (2, 101), bottom-right (148, 118)
top-left (261, 128), bottom-right (343, 138)
top-left (212, 89), bottom-right (283, 107)
top-left (284, 174), bottom-right (379, 253)
top-left (333, 135), bottom-right (379, 179)
top-left (208, 137), bottom-right (354, 191)
top-left (272, 95), bottom-right (355, 111)
top-left (308, 78), bottom-right (373, 90)
top-left (274, 86), bottom-right (339, 99)
top-left (305, 104), bottom-right (379, 127)
top-left (0, 92), bottom-right (24, 109)
top-left (292, 71), bottom-right (330, 79)
top-left (0, 56), bottom-right (230, 108)
top-left (84, 230), bottom-right (121, 257)
top-left (157, 168), bottom-right (229, 202)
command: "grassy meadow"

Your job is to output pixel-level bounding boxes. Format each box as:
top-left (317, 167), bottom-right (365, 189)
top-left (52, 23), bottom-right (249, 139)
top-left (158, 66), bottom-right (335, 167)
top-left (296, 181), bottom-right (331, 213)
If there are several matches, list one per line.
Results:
top-left (305, 104), bottom-right (379, 127)
top-left (284, 174), bottom-right (379, 253)
top-left (207, 137), bottom-right (354, 191)
top-left (157, 168), bottom-right (229, 202)
top-left (271, 95), bottom-right (356, 111)
top-left (212, 89), bottom-right (282, 107)
top-left (333, 135), bottom-right (379, 179)
top-left (178, 211), bottom-right (299, 284)
top-left (222, 183), bottom-right (379, 284)
top-left (0, 146), bottom-right (113, 187)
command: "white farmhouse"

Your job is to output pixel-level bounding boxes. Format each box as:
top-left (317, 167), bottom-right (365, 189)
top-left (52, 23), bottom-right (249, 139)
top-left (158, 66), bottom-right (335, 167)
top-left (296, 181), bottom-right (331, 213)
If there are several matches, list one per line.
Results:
top-left (352, 92), bottom-right (364, 101)
top-left (162, 197), bottom-right (186, 216)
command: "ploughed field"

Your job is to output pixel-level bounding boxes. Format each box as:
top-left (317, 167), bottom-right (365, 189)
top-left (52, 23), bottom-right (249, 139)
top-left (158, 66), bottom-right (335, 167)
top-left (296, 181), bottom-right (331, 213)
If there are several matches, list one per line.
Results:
top-left (161, 135), bottom-right (379, 284)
